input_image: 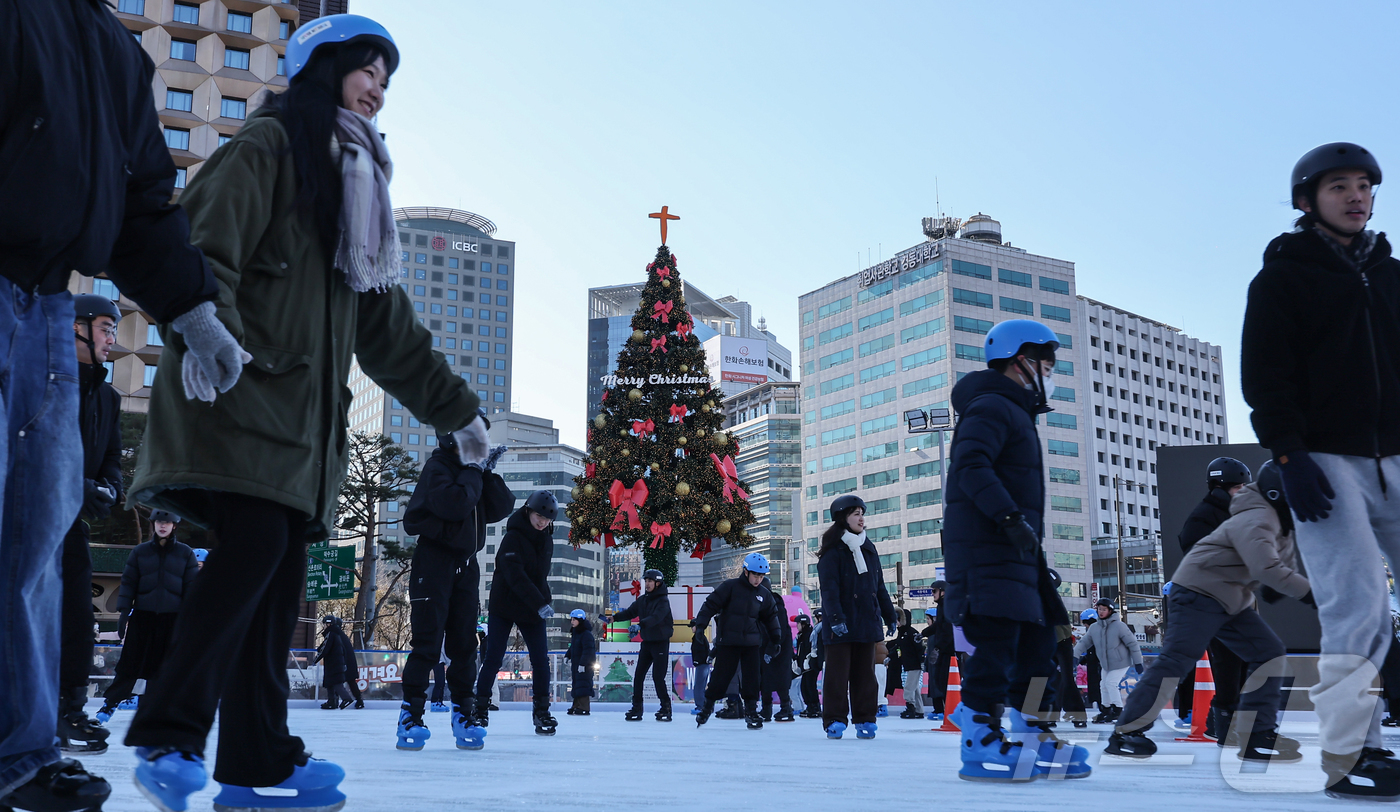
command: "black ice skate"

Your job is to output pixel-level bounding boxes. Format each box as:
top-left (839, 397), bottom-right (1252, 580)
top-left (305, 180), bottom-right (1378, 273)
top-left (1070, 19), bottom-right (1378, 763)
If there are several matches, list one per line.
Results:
top-left (1237, 729), bottom-right (1302, 763)
top-left (57, 688), bottom-right (111, 756)
top-left (624, 706), bottom-right (644, 721)
top-left (533, 707), bottom-right (558, 736)
top-left (744, 701), bottom-right (763, 730)
top-left (696, 700), bottom-right (715, 726)
top-left (1324, 748), bottom-right (1400, 801)
top-left (774, 706), bottom-right (795, 722)
top-left (1104, 729), bottom-right (1157, 759)
top-left (655, 707), bottom-right (673, 722)
top-left (0, 758), bottom-right (111, 812)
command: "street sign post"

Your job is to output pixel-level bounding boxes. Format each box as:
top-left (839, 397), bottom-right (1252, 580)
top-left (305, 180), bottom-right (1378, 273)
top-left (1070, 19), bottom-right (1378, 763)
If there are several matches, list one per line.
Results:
top-left (908, 587), bottom-right (935, 598)
top-left (306, 544), bottom-right (356, 602)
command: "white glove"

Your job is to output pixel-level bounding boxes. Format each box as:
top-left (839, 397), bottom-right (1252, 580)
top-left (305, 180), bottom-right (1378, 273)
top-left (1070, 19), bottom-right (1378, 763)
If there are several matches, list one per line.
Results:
top-left (452, 418), bottom-right (490, 467)
top-left (172, 302), bottom-right (251, 402)
top-left (577, 665), bottom-right (585, 673)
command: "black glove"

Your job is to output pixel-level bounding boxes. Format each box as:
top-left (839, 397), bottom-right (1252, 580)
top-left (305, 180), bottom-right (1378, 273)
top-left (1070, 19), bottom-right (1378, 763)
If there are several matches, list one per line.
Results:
top-left (1259, 585), bottom-right (1286, 604)
top-left (118, 613), bottom-right (128, 640)
top-left (1134, 663), bottom-right (1144, 675)
top-left (1301, 591), bottom-right (1317, 608)
top-left (82, 478), bottom-right (116, 520)
top-left (1278, 450), bottom-right (1335, 522)
top-left (767, 643), bottom-right (781, 660)
top-left (998, 512), bottom-right (1039, 560)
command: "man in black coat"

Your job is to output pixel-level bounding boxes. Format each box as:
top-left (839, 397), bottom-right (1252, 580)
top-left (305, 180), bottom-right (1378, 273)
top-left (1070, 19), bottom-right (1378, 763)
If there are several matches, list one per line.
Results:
top-left (97, 510), bottom-right (197, 721)
top-left (692, 553), bottom-right (783, 729)
top-left (613, 569), bottom-right (674, 721)
top-left (314, 617), bottom-right (354, 710)
top-left (920, 582), bottom-right (954, 714)
top-left (398, 418), bottom-right (512, 738)
top-left (943, 320), bottom-right (1085, 779)
top-left (56, 295), bottom-right (128, 755)
top-left (0, 1), bottom-right (236, 803)
top-left (794, 614), bottom-right (820, 717)
top-left (759, 583), bottom-right (795, 722)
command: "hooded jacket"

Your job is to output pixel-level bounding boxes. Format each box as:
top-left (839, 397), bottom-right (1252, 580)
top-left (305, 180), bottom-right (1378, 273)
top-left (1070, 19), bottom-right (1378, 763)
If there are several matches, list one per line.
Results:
top-left (943, 368), bottom-right (1061, 626)
top-left (613, 583), bottom-right (674, 642)
top-left (487, 507), bottom-right (555, 626)
top-left (78, 362), bottom-right (123, 501)
top-left (314, 616), bottom-right (349, 686)
top-left (694, 575), bottom-right (783, 648)
top-left (892, 624), bottom-right (926, 671)
top-left (117, 536), bottom-right (199, 615)
top-left (1179, 488), bottom-right (1233, 554)
top-left (1243, 228), bottom-right (1400, 460)
top-left (403, 446), bottom-right (514, 556)
top-left (1170, 483), bottom-right (1310, 615)
top-left (566, 617), bottom-right (597, 667)
top-left (1072, 613), bottom-right (1143, 673)
top-left (816, 524), bottom-right (898, 645)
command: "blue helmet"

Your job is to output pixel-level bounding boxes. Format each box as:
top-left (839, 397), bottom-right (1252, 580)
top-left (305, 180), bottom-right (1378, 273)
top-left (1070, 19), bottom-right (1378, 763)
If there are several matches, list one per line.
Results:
top-left (984, 319), bottom-right (1060, 365)
top-left (743, 552), bottom-right (770, 574)
top-left (569, 609), bottom-right (586, 620)
top-left (287, 14), bottom-right (400, 80)
top-left (1080, 608), bottom-right (1097, 622)
top-left (193, 548), bottom-right (209, 563)
top-left (1162, 581), bottom-right (1173, 596)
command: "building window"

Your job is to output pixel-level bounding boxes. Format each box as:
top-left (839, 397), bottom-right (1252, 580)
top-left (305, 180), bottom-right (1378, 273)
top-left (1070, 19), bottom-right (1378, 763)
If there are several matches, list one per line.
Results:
top-left (493, 392), bottom-right (505, 402)
top-left (998, 268), bottom-right (1031, 288)
top-left (220, 97), bottom-right (247, 120)
top-left (277, 55), bottom-right (286, 76)
top-left (170, 39), bottom-right (197, 61)
top-left (118, 0), bottom-right (145, 13)
top-left (415, 253), bottom-right (427, 264)
top-left (413, 285), bottom-right (425, 296)
top-left (143, 365), bottom-right (158, 387)
top-left (496, 311), bottom-right (507, 322)
top-left (280, 20), bottom-right (291, 39)
top-left (93, 279), bottom-right (120, 300)
top-left (1051, 496), bottom-right (1083, 513)
top-left (226, 11), bottom-right (252, 33)
top-left (1048, 467), bottom-right (1079, 484)
top-left (858, 308), bottom-right (894, 332)
top-left (163, 127), bottom-right (190, 150)
top-left (1040, 304), bottom-right (1072, 323)
top-left (999, 297), bottom-right (1034, 316)
top-left (1046, 413), bottom-right (1076, 429)
top-left (218, 134), bottom-right (232, 147)
top-left (952, 288), bottom-right (993, 309)
top-left (951, 259), bottom-right (992, 279)
top-left (145, 324), bottom-right (163, 347)
top-left (174, 167), bottom-right (187, 189)
top-left (900, 291), bottom-right (944, 317)
top-left (166, 89), bottom-right (193, 111)
top-left (172, 2), bottom-right (198, 24)
top-left (1039, 276), bottom-right (1071, 295)
top-left (1052, 524), bottom-right (1085, 541)
top-left (1047, 439), bottom-right (1079, 457)
top-left (133, 30), bottom-right (143, 44)
top-left (494, 375), bottom-right (506, 386)
top-left (954, 315), bottom-right (993, 335)
top-left (954, 343), bottom-right (984, 362)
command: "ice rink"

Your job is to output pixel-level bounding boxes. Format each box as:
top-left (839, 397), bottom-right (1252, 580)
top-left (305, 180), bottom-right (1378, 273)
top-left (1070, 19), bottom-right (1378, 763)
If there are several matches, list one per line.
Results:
top-left (85, 702), bottom-right (1375, 811)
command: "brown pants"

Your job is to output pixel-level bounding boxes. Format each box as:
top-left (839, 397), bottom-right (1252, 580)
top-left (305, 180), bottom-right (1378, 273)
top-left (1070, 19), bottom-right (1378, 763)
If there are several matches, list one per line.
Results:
top-left (822, 641), bottom-right (878, 726)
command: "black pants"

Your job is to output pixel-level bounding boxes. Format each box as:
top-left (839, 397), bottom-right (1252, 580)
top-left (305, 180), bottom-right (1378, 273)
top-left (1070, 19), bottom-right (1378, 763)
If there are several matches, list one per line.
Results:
top-left (927, 652), bottom-right (952, 712)
top-left (1051, 637), bottom-right (1086, 715)
top-left (884, 662), bottom-right (901, 699)
top-left (960, 614), bottom-right (1057, 715)
top-left (705, 645), bottom-right (761, 706)
top-left (475, 615), bottom-right (549, 710)
top-left (1208, 637), bottom-right (1246, 713)
top-left (345, 664), bottom-right (362, 703)
top-left (822, 641), bottom-right (877, 725)
top-left (59, 520), bottom-right (94, 692)
top-left (632, 641), bottom-right (670, 710)
top-left (800, 668), bottom-right (821, 711)
top-left (1382, 637), bottom-right (1400, 718)
top-left (104, 611), bottom-right (178, 704)
top-left (324, 682), bottom-right (352, 704)
top-left (1119, 588), bottom-right (1285, 735)
top-left (761, 659), bottom-right (792, 709)
top-left (125, 493), bottom-right (307, 787)
top-left (430, 662), bottom-right (447, 703)
top-left (402, 544), bottom-right (480, 708)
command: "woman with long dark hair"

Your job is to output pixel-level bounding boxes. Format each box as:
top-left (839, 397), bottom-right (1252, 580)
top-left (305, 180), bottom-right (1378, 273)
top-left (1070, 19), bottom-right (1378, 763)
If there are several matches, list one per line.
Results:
top-left (816, 495), bottom-right (898, 740)
top-left (124, 15), bottom-right (489, 812)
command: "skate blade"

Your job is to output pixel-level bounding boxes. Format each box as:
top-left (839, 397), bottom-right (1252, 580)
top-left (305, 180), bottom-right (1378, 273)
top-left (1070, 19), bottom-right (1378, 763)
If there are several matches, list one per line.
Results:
top-left (213, 803), bottom-right (346, 812)
top-left (135, 775), bottom-right (185, 812)
top-left (1103, 750), bottom-right (1154, 760)
top-left (394, 740), bottom-right (426, 751)
top-left (60, 743), bottom-right (109, 756)
top-left (535, 729), bottom-right (557, 736)
top-left (455, 742), bottom-right (484, 751)
top-left (957, 769), bottom-right (1038, 783)
top-left (1237, 753), bottom-right (1304, 764)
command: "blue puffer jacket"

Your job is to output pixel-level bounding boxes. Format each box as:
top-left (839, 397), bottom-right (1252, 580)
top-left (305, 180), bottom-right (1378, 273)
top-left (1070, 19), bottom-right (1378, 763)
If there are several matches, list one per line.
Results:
top-left (944, 368), bottom-right (1058, 625)
top-left (817, 526), bottom-right (898, 645)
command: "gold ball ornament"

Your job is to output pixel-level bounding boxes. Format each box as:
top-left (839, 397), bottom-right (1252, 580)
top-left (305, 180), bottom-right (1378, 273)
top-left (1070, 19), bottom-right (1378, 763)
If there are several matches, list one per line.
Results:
top-left (711, 431), bottom-right (728, 446)
top-left (702, 504), bottom-right (712, 514)
top-left (590, 528), bottom-right (600, 537)
top-left (650, 463), bottom-right (661, 472)
top-left (716, 519), bottom-right (732, 534)
top-left (675, 482), bottom-right (691, 496)
top-left (620, 430), bottom-right (629, 437)
top-left (677, 437), bottom-right (687, 447)
top-left (593, 414), bottom-right (606, 428)
top-left (707, 400), bottom-right (716, 409)
top-left (631, 329), bottom-right (645, 342)
top-left (679, 365), bottom-right (688, 373)
top-left (662, 279), bottom-right (671, 288)
top-left (584, 484), bottom-right (595, 496)
top-left (695, 429), bottom-right (705, 438)
top-left (628, 389), bottom-right (643, 402)
top-left (570, 486), bottom-right (581, 499)
top-left (700, 404), bottom-right (710, 413)
top-left (621, 449), bottom-right (630, 457)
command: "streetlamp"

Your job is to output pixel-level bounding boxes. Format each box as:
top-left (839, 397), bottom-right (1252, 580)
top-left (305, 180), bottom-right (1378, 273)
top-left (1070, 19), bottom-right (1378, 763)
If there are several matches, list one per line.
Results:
top-left (1113, 476), bottom-right (1138, 622)
top-left (905, 407), bottom-right (954, 497)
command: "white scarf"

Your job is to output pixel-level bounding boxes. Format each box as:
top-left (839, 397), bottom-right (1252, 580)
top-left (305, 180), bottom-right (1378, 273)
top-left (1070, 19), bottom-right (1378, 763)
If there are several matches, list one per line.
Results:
top-left (330, 108), bottom-right (400, 292)
top-left (841, 530), bottom-right (868, 574)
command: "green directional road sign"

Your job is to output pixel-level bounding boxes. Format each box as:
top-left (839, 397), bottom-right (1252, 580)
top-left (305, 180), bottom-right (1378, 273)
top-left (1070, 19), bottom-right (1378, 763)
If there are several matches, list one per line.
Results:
top-left (306, 544), bottom-right (357, 602)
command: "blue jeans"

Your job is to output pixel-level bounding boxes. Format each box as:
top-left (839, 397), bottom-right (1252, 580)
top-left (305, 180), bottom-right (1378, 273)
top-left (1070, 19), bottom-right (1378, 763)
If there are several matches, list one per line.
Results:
top-left (0, 284), bottom-right (81, 795)
top-left (693, 663), bottom-right (710, 703)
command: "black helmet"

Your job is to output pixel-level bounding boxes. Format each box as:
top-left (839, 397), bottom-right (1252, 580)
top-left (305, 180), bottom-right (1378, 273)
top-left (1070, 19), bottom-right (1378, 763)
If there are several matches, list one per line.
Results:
top-left (1095, 598), bottom-right (1116, 611)
top-left (525, 490), bottom-right (558, 521)
top-left (1047, 568), bottom-right (1062, 590)
top-left (812, 609), bottom-right (824, 620)
top-left (643, 568), bottom-right (664, 582)
top-left (1256, 460), bottom-right (1286, 504)
top-left (435, 432), bottom-right (455, 450)
top-left (1293, 143), bottom-right (1381, 209)
top-left (795, 613), bottom-right (811, 625)
top-left (1207, 457), bottom-right (1251, 491)
top-left (149, 509), bottom-right (181, 524)
top-left (830, 494), bottom-right (866, 523)
top-left (73, 293), bottom-right (122, 325)
top-left (930, 580), bottom-right (948, 592)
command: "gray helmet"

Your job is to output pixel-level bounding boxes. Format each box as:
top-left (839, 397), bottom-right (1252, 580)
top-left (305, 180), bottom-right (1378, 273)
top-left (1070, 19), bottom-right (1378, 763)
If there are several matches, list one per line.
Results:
top-left (73, 293), bottom-right (122, 325)
top-left (1292, 142), bottom-right (1382, 208)
top-left (525, 490), bottom-right (557, 521)
top-left (149, 509), bottom-right (182, 524)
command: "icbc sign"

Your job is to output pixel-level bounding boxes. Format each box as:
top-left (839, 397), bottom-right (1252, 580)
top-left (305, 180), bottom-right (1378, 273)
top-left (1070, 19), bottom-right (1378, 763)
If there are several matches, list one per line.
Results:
top-left (431, 236), bottom-right (446, 251)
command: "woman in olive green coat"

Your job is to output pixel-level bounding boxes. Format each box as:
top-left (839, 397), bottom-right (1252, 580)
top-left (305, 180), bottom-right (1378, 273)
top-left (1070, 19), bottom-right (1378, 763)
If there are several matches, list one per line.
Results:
top-left (125, 16), bottom-right (489, 812)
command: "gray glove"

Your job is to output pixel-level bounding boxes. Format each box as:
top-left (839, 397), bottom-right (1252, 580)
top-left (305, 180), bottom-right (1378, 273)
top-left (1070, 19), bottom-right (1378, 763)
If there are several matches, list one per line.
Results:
top-left (484, 445), bottom-right (508, 471)
top-left (172, 301), bottom-right (251, 402)
top-left (538, 604), bottom-right (555, 619)
top-left (452, 418), bottom-right (490, 467)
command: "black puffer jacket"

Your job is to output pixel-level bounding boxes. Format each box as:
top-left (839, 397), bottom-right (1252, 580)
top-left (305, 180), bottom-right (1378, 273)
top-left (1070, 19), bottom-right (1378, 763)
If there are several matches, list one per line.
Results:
top-left (0, 0), bottom-right (216, 309)
top-left (1179, 488), bottom-right (1232, 554)
top-left (1243, 228), bottom-right (1400, 460)
top-left (892, 624), bottom-right (926, 671)
top-left (817, 526), bottom-right (898, 645)
top-left (117, 537), bottom-right (199, 615)
top-left (315, 617), bottom-right (349, 686)
top-left (487, 507), bottom-right (554, 626)
top-left (78, 362), bottom-right (122, 501)
top-left (613, 584), bottom-right (674, 642)
top-left (403, 447), bottom-right (514, 555)
top-left (761, 590), bottom-right (794, 689)
top-left (694, 576), bottom-right (782, 648)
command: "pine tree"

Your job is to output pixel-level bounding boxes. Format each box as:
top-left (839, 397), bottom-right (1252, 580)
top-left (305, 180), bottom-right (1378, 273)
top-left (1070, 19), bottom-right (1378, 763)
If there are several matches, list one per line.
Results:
top-left (566, 244), bottom-right (755, 585)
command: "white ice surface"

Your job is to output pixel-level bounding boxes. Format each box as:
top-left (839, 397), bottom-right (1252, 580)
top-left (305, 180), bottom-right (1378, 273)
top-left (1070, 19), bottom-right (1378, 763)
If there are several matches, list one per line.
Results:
top-left (83, 702), bottom-right (1372, 811)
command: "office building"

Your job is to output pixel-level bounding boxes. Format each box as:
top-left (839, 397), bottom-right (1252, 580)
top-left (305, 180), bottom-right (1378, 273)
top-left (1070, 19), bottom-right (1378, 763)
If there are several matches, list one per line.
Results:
top-left (704, 381), bottom-right (802, 588)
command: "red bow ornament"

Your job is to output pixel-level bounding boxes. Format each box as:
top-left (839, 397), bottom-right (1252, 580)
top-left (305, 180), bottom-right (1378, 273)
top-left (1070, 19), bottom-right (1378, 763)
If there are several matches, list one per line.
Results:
top-left (655, 265), bottom-right (672, 280)
top-left (709, 453), bottom-right (750, 503)
top-left (676, 320), bottom-right (693, 340)
top-left (649, 521), bottom-right (672, 549)
top-left (604, 532), bottom-right (616, 548)
top-left (650, 336), bottom-right (667, 354)
top-left (630, 419), bottom-right (655, 441)
top-left (668, 404), bottom-right (689, 424)
top-left (690, 538), bottom-right (713, 560)
top-left (652, 300), bottom-right (674, 323)
top-left (585, 463), bottom-right (596, 478)
top-left (609, 479), bottom-right (649, 531)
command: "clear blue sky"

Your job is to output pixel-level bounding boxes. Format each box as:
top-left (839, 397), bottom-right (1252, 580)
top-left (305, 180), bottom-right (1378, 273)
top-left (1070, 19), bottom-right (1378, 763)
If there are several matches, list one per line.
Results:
top-left (359, 0), bottom-right (1400, 450)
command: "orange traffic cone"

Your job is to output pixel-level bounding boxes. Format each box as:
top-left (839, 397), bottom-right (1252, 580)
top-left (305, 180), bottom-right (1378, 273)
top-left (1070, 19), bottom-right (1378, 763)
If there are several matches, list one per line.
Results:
top-left (1175, 652), bottom-right (1215, 742)
top-left (938, 656), bottom-right (962, 732)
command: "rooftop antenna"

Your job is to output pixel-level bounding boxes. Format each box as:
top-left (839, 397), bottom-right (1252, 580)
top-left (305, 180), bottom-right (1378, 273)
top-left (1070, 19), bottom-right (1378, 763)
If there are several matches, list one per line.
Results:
top-left (936, 177), bottom-right (941, 218)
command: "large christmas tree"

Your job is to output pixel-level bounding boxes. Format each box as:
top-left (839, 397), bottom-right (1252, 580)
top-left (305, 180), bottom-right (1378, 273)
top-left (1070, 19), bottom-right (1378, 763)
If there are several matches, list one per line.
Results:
top-left (567, 232), bottom-right (755, 585)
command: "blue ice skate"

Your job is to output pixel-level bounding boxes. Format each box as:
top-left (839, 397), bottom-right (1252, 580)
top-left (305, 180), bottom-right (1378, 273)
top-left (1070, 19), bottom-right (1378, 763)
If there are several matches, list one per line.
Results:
top-left (856, 722), bottom-right (877, 740)
top-left (95, 703), bottom-right (118, 725)
top-left (430, 701), bottom-right (449, 712)
top-left (119, 695), bottom-right (140, 710)
top-left (396, 704), bottom-right (431, 751)
top-left (876, 704), bottom-right (888, 718)
top-left (212, 757), bottom-right (345, 812)
top-left (926, 711), bottom-right (944, 722)
top-left (825, 722), bottom-right (846, 739)
top-left (950, 704), bottom-right (1040, 783)
top-left (1005, 708), bottom-right (1092, 779)
top-left (452, 708), bottom-right (486, 751)
top-left (134, 747), bottom-right (207, 812)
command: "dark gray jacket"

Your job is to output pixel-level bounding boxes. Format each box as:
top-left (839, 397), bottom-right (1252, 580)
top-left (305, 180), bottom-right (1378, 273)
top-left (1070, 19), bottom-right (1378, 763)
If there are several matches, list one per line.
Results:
top-left (117, 537), bottom-right (199, 615)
